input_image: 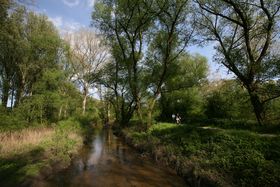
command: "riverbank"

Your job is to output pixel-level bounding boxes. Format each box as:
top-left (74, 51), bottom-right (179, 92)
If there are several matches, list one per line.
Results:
top-left (0, 117), bottom-right (93, 187)
top-left (121, 123), bottom-right (280, 187)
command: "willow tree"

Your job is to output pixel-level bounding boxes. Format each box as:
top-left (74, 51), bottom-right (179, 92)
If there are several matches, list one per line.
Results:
top-left (144, 0), bottom-right (193, 127)
top-left (92, 0), bottom-right (158, 124)
top-left (195, 0), bottom-right (280, 125)
top-left (93, 0), bottom-right (196, 126)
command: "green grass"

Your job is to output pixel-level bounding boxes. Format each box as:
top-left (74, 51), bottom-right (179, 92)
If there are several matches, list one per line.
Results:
top-left (123, 123), bottom-right (280, 186)
top-left (0, 147), bottom-right (47, 186)
top-left (190, 118), bottom-right (280, 134)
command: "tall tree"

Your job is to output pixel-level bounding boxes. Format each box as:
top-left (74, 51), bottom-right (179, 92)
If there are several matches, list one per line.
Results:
top-left (0, 5), bottom-right (62, 108)
top-left (64, 28), bottom-right (108, 115)
top-left (195, 0), bottom-right (280, 125)
top-left (97, 58), bottom-right (135, 126)
top-left (92, 0), bottom-right (157, 124)
top-left (93, 0), bottom-right (195, 127)
top-left (16, 11), bottom-right (61, 105)
top-left (159, 53), bottom-right (208, 122)
top-left (0, 1), bottom-right (20, 107)
top-left (144, 0), bottom-right (193, 127)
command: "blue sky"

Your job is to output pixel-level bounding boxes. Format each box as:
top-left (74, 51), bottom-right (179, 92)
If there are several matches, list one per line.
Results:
top-left (32, 0), bottom-right (94, 31)
top-left (31, 0), bottom-right (232, 80)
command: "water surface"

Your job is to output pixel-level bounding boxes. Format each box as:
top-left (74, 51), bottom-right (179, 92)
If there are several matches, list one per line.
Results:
top-left (32, 128), bottom-right (186, 187)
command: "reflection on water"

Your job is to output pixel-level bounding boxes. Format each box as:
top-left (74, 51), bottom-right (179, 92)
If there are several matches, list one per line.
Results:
top-left (32, 128), bottom-right (186, 187)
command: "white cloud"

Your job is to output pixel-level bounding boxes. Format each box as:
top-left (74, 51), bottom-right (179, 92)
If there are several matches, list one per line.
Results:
top-left (64, 21), bottom-right (82, 32)
top-left (48, 16), bottom-right (84, 34)
top-left (88, 0), bottom-right (95, 8)
top-left (49, 16), bottom-right (63, 28)
top-left (62, 0), bottom-right (80, 7)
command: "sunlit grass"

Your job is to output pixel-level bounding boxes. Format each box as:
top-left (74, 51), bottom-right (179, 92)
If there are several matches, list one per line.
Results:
top-left (0, 127), bottom-right (54, 157)
top-left (0, 118), bottom-right (87, 186)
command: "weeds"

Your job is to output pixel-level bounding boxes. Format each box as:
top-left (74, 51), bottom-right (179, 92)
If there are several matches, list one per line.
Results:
top-left (123, 123), bottom-right (280, 186)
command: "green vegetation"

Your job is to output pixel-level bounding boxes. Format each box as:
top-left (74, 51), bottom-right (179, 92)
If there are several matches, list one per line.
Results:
top-left (93, 0), bottom-right (280, 127)
top-left (1, 0), bottom-right (280, 186)
top-left (0, 1), bottom-right (102, 185)
top-left (0, 118), bottom-right (90, 186)
top-left (122, 123), bottom-right (280, 186)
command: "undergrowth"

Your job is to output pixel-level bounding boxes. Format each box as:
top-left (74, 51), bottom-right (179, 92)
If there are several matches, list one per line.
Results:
top-left (0, 117), bottom-right (92, 186)
top-left (123, 123), bottom-right (280, 187)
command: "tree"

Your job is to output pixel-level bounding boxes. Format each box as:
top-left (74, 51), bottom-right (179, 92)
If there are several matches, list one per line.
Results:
top-left (143, 0), bottom-right (194, 127)
top-left (92, 0), bottom-right (195, 127)
top-left (93, 0), bottom-right (159, 124)
top-left (0, 5), bottom-right (62, 108)
top-left (159, 53), bottom-right (208, 122)
top-left (15, 11), bottom-right (61, 106)
top-left (0, 1), bottom-right (95, 127)
top-left (0, 4), bottom-right (24, 107)
top-left (205, 79), bottom-right (253, 120)
top-left (195, 0), bottom-right (280, 125)
top-left (64, 28), bottom-right (108, 115)
top-left (0, 2), bottom-right (70, 121)
top-left (97, 56), bottom-right (135, 126)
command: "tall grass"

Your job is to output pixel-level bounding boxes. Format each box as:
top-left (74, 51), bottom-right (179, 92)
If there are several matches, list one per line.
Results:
top-left (0, 127), bottom-right (54, 157)
top-left (0, 117), bottom-right (89, 186)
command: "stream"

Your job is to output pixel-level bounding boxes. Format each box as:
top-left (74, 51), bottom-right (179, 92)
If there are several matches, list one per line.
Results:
top-left (32, 128), bottom-right (186, 187)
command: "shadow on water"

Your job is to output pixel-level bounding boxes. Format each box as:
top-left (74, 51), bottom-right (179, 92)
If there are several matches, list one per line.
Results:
top-left (32, 128), bottom-right (186, 187)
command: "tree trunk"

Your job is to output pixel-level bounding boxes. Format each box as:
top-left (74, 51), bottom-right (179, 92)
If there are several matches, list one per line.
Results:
top-left (15, 78), bottom-right (25, 107)
top-left (1, 80), bottom-right (9, 108)
top-left (82, 93), bottom-right (87, 116)
top-left (120, 110), bottom-right (133, 127)
top-left (40, 105), bottom-right (43, 124)
top-left (10, 86), bottom-right (14, 109)
top-left (64, 104), bottom-right (67, 118)
top-left (135, 96), bottom-right (143, 124)
top-left (118, 99), bottom-right (134, 127)
top-left (58, 105), bottom-right (63, 119)
top-left (147, 98), bottom-right (157, 130)
top-left (82, 86), bottom-right (88, 116)
top-left (105, 101), bottom-right (110, 124)
top-left (249, 91), bottom-right (265, 125)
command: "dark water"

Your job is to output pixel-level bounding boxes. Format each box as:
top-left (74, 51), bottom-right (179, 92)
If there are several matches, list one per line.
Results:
top-left (32, 128), bottom-right (186, 187)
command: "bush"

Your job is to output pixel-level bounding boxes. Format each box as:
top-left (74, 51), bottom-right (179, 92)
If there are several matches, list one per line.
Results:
top-left (0, 110), bottom-right (28, 132)
top-left (205, 80), bottom-right (254, 120)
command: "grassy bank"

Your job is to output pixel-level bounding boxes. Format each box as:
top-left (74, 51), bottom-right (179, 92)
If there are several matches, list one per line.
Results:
top-left (122, 123), bottom-right (280, 187)
top-left (0, 117), bottom-right (93, 186)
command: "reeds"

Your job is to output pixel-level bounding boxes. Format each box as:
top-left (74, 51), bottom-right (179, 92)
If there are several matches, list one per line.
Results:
top-left (0, 127), bottom-right (54, 157)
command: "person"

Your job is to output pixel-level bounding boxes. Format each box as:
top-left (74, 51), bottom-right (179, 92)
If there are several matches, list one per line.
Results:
top-left (172, 114), bottom-right (175, 122)
top-left (175, 113), bottom-right (181, 125)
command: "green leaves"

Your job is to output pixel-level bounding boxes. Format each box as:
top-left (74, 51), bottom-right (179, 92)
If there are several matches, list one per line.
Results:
top-left (0, 3), bottom-right (86, 124)
top-left (195, 0), bottom-right (280, 124)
